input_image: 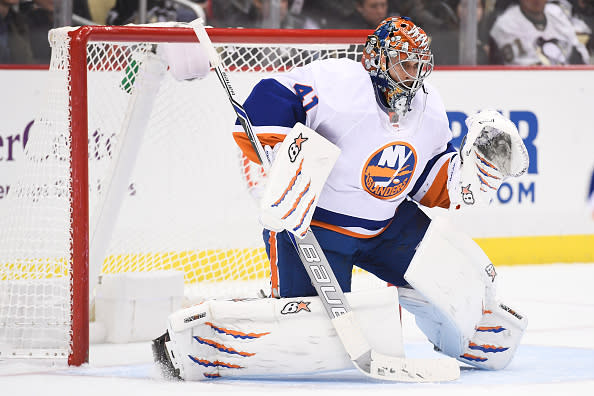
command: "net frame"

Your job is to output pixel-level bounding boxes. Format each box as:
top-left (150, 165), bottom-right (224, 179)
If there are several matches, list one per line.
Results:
top-left (8, 25), bottom-right (368, 366)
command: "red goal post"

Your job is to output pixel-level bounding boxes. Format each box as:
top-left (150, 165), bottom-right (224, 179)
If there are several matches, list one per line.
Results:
top-left (0, 24), bottom-right (372, 366)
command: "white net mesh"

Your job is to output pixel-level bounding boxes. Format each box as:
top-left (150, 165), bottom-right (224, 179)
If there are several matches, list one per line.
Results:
top-left (0, 25), bottom-right (372, 361)
top-left (0, 28), bottom-right (73, 359)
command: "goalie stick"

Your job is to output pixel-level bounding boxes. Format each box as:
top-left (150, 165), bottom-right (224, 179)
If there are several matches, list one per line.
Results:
top-left (190, 19), bottom-right (460, 383)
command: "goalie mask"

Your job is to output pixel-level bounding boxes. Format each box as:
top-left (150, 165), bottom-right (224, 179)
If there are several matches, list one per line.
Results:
top-left (361, 17), bottom-right (434, 116)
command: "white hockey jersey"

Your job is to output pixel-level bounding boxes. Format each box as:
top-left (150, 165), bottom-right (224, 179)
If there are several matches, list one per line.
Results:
top-left (232, 58), bottom-right (457, 238)
top-left (489, 3), bottom-right (589, 65)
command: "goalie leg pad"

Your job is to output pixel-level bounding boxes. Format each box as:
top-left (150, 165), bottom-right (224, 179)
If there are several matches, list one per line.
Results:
top-left (160, 287), bottom-right (403, 380)
top-left (401, 216), bottom-right (526, 369)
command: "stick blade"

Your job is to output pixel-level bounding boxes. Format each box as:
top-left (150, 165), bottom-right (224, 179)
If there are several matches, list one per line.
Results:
top-left (368, 351), bottom-right (460, 383)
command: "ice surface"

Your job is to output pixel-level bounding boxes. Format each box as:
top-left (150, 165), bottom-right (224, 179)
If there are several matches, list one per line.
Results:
top-left (2, 263), bottom-right (594, 396)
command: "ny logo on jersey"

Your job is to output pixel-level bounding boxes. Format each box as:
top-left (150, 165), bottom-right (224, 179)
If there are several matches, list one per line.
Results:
top-left (362, 142), bottom-right (417, 200)
top-left (288, 133), bottom-right (308, 162)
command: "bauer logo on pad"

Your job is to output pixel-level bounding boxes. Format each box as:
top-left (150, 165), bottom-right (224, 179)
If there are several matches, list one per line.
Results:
top-left (288, 133), bottom-right (308, 162)
top-left (280, 301), bottom-right (311, 314)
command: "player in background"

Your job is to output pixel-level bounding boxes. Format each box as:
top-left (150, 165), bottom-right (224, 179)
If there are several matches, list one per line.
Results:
top-left (489, 0), bottom-right (590, 65)
top-left (153, 16), bottom-right (529, 380)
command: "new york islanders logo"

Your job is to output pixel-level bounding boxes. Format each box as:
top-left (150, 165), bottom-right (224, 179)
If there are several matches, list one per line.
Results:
top-left (362, 142), bottom-right (417, 200)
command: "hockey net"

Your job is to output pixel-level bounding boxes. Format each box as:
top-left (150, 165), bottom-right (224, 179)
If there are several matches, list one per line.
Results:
top-left (0, 24), bottom-right (377, 365)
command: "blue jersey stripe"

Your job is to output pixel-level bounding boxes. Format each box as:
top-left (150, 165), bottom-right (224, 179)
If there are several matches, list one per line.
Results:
top-left (409, 143), bottom-right (457, 198)
top-left (235, 78), bottom-right (306, 128)
top-left (312, 207), bottom-right (392, 230)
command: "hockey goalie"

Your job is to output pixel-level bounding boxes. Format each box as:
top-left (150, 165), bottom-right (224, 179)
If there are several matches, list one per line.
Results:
top-left (153, 17), bottom-right (529, 381)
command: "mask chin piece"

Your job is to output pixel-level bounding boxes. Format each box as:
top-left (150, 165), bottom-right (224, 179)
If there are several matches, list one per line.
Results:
top-left (393, 96), bottom-right (411, 117)
top-left (387, 91), bottom-right (414, 118)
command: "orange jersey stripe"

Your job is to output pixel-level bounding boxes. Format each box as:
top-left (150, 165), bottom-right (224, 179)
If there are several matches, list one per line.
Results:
top-left (232, 132), bottom-right (286, 163)
top-left (269, 231), bottom-right (279, 298)
top-left (419, 160), bottom-right (451, 209)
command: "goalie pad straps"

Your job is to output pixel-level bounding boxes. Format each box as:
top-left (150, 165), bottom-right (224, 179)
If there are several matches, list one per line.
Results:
top-left (259, 123), bottom-right (341, 238)
top-left (163, 288), bottom-right (403, 380)
top-left (450, 110), bottom-right (529, 208)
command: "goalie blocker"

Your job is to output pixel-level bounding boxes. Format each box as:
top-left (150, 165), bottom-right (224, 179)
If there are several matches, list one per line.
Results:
top-left (258, 122), bottom-right (341, 238)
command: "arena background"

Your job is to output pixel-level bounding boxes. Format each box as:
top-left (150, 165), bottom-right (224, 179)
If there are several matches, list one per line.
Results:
top-left (0, 65), bottom-right (593, 265)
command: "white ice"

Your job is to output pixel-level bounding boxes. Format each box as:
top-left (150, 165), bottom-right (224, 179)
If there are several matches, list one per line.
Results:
top-left (2, 263), bottom-right (594, 396)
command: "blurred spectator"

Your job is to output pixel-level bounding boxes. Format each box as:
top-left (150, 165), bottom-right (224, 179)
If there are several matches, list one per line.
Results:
top-left (388, 0), bottom-right (417, 17)
top-left (87, 0), bottom-right (115, 24)
top-left (300, 1), bottom-right (357, 29)
top-left (21, 0), bottom-right (92, 64)
top-left (106, 0), bottom-right (202, 25)
top-left (209, 0), bottom-right (250, 27)
top-left (452, 0), bottom-right (491, 64)
top-left (572, 0), bottom-right (594, 34)
top-left (254, 0), bottom-right (291, 27)
top-left (405, 1), bottom-right (459, 65)
top-left (0, 0), bottom-right (34, 63)
top-left (493, 0), bottom-right (517, 11)
top-left (489, 0), bottom-right (590, 64)
top-left (211, 0), bottom-right (308, 29)
top-left (552, 0), bottom-right (594, 61)
top-left (74, 0), bottom-right (92, 22)
top-left (22, 0), bottom-right (53, 64)
top-left (342, 0), bottom-right (389, 29)
top-left (574, 0), bottom-right (594, 60)
top-left (176, 0), bottom-right (207, 22)
top-left (407, 0), bottom-right (458, 33)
